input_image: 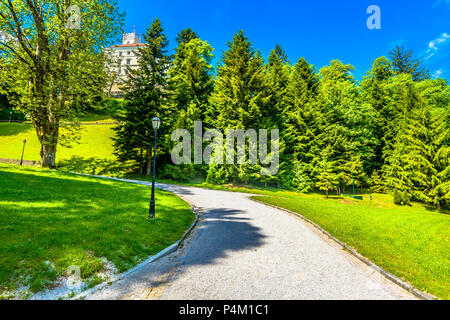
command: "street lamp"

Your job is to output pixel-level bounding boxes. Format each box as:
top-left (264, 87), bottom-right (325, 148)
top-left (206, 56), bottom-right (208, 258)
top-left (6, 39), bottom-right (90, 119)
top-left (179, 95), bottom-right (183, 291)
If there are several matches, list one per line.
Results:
top-left (20, 139), bottom-right (27, 166)
top-left (149, 115), bottom-right (161, 219)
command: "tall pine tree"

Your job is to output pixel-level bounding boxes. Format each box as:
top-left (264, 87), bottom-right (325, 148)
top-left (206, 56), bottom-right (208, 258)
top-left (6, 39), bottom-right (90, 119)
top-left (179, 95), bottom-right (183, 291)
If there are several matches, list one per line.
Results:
top-left (385, 104), bottom-right (449, 210)
top-left (207, 30), bottom-right (269, 130)
top-left (312, 60), bottom-right (378, 193)
top-left (113, 18), bottom-right (173, 174)
top-left (206, 30), bottom-right (270, 184)
top-left (170, 29), bottom-right (214, 128)
top-left (265, 44), bottom-right (290, 129)
top-left (389, 46), bottom-right (430, 82)
top-left (360, 56), bottom-right (393, 172)
top-left (280, 57), bottom-right (318, 190)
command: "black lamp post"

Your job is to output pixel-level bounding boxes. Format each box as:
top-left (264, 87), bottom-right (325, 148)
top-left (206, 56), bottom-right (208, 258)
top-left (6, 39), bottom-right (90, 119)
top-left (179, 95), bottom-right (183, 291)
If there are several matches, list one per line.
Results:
top-left (20, 139), bottom-right (27, 166)
top-left (149, 115), bottom-right (161, 219)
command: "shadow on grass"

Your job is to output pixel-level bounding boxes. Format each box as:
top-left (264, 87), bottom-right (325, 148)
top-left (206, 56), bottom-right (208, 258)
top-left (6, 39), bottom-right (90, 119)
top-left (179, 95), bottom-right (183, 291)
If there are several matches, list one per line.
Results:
top-left (57, 156), bottom-right (134, 177)
top-left (0, 168), bottom-right (192, 292)
top-left (0, 168), bottom-right (268, 295)
top-left (0, 123), bottom-right (33, 136)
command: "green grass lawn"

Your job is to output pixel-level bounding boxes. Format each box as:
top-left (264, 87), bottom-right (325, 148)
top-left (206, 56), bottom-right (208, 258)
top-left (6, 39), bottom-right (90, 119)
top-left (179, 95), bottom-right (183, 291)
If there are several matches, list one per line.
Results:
top-left (2, 122), bottom-right (448, 299)
top-left (0, 122), bottom-right (116, 162)
top-left (0, 164), bottom-right (194, 298)
top-left (151, 178), bottom-right (450, 299)
top-left (255, 193), bottom-right (450, 299)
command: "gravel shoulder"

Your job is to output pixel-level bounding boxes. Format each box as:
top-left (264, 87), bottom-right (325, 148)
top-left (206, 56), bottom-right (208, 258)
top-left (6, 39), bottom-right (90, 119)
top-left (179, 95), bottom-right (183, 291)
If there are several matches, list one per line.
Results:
top-left (85, 182), bottom-right (416, 300)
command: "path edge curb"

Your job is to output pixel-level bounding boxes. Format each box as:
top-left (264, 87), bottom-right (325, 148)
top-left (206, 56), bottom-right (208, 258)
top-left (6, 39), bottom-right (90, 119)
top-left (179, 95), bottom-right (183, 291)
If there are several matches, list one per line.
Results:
top-left (250, 198), bottom-right (436, 301)
top-left (71, 206), bottom-right (199, 300)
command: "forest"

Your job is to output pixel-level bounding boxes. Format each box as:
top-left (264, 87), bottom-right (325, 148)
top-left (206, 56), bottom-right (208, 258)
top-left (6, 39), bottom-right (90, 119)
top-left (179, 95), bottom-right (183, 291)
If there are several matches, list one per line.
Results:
top-left (113, 18), bottom-right (450, 211)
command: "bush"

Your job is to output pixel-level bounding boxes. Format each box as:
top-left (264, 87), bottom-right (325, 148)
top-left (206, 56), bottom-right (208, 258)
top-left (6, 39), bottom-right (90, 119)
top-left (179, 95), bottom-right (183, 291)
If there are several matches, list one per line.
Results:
top-left (402, 190), bottom-right (412, 206)
top-left (393, 188), bottom-right (403, 205)
top-left (394, 188), bottom-right (412, 206)
top-left (0, 107), bottom-right (26, 121)
top-left (162, 164), bottom-right (197, 181)
top-left (100, 98), bottom-right (124, 118)
top-left (206, 164), bottom-right (233, 185)
top-left (291, 161), bottom-right (312, 192)
top-left (368, 170), bottom-right (386, 193)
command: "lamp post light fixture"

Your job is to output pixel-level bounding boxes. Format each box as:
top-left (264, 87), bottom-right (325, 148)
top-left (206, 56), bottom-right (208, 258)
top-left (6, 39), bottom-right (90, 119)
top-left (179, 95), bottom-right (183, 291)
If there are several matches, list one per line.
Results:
top-left (149, 116), bottom-right (161, 219)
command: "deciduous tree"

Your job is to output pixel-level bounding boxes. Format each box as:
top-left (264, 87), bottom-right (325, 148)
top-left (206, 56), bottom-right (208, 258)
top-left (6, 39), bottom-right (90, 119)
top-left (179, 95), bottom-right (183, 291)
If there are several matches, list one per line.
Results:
top-left (0, 0), bottom-right (124, 167)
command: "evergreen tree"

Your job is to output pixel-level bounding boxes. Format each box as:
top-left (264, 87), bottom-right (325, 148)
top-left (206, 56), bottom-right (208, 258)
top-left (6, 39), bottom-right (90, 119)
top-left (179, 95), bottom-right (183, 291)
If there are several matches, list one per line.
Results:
top-left (385, 105), bottom-right (449, 210)
top-left (165, 30), bottom-right (214, 179)
top-left (206, 30), bottom-right (270, 184)
top-left (207, 30), bottom-right (269, 130)
top-left (389, 46), bottom-right (430, 81)
top-left (368, 170), bottom-right (386, 193)
top-left (360, 57), bottom-right (393, 171)
top-left (280, 57), bottom-right (319, 190)
top-left (265, 44), bottom-right (290, 128)
top-left (290, 160), bottom-right (312, 192)
top-left (339, 155), bottom-right (366, 194)
top-left (312, 60), bottom-right (378, 192)
top-left (283, 57), bottom-right (318, 157)
top-left (381, 74), bottom-right (421, 162)
top-left (170, 31), bottom-right (214, 128)
top-left (314, 147), bottom-right (339, 198)
top-left (176, 28), bottom-right (199, 46)
top-left (113, 18), bottom-right (173, 174)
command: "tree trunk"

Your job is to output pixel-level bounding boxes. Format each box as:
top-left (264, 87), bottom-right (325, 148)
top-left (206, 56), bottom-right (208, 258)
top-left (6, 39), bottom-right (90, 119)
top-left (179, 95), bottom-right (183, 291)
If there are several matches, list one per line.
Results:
top-left (139, 147), bottom-right (144, 175)
top-left (40, 143), bottom-right (57, 168)
top-left (146, 148), bottom-right (152, 176)
top-left (37, 121), bottom-right (59, 169)
top-left (326, 190), bottom-right (329, 199)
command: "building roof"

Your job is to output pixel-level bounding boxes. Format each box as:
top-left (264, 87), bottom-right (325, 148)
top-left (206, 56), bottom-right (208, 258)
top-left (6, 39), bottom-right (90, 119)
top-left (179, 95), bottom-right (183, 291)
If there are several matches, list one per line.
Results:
top-left (109, 43), bottom-right (146, 48)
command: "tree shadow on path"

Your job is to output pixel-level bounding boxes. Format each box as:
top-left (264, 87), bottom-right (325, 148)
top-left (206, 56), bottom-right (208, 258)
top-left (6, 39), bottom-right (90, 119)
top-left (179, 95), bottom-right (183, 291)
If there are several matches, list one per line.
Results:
top-left (103, 206), bottom-right (267, 298)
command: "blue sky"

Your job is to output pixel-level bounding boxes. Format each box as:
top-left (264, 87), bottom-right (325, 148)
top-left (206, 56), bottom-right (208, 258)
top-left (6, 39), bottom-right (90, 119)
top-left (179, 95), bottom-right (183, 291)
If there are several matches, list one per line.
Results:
top-left (117, 0), bottom-right (450, 80)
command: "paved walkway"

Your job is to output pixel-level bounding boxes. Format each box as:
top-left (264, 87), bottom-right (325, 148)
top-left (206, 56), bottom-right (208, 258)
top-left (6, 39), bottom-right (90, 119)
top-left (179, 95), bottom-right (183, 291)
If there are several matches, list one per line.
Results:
top-left (86, 182), bottom-right (415, 300)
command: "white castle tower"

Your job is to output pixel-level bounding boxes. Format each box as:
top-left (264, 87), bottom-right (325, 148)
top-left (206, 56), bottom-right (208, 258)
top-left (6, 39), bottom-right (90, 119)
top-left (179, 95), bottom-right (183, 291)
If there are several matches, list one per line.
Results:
top-left (122, 30), bottom-right (142, 45)
top-left (104, 29), bottom-right (145, 97)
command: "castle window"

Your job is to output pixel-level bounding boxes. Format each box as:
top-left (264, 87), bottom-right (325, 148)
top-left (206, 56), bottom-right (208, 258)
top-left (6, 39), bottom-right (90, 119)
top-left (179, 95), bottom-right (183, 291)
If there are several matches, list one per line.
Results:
top-left (127, 59), bottom-right (131, 65)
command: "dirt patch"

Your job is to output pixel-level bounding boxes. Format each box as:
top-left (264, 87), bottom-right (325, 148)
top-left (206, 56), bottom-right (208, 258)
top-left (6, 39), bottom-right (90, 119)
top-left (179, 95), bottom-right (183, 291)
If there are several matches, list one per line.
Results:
top-left (340, 199), bottom-right (357, 205)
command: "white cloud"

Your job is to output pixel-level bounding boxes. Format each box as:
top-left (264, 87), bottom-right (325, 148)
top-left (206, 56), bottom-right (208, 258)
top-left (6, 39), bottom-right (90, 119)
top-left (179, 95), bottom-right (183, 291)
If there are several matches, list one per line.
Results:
top-left (424, 33), bottom-right (450, 60)
top-left (433, 68), bottom-right (445, 78)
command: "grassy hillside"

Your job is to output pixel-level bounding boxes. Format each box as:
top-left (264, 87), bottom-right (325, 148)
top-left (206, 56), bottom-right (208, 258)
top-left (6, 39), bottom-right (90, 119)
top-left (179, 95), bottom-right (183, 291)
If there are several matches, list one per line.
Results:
top-left (0, 120), bottom-right (137, 176)
top-left (0, 164), bottom-right (194, 298)
top-left (0, 122), bottom-right (116, 163)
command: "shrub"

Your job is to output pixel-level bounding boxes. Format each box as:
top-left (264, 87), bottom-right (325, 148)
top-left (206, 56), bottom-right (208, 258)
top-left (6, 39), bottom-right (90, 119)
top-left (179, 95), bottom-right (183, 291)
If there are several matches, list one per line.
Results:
top-left (162, 164), bottom-right (197, 181)
top-left (394, 188), bottom-right (412, 206)
top-left (393, 188), bottom-right (403, 205)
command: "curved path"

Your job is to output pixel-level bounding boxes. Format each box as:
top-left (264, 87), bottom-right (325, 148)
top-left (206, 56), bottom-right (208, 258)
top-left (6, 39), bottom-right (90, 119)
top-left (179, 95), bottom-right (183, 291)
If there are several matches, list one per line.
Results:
top-left (86, 182), bottom-right (415, 300)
